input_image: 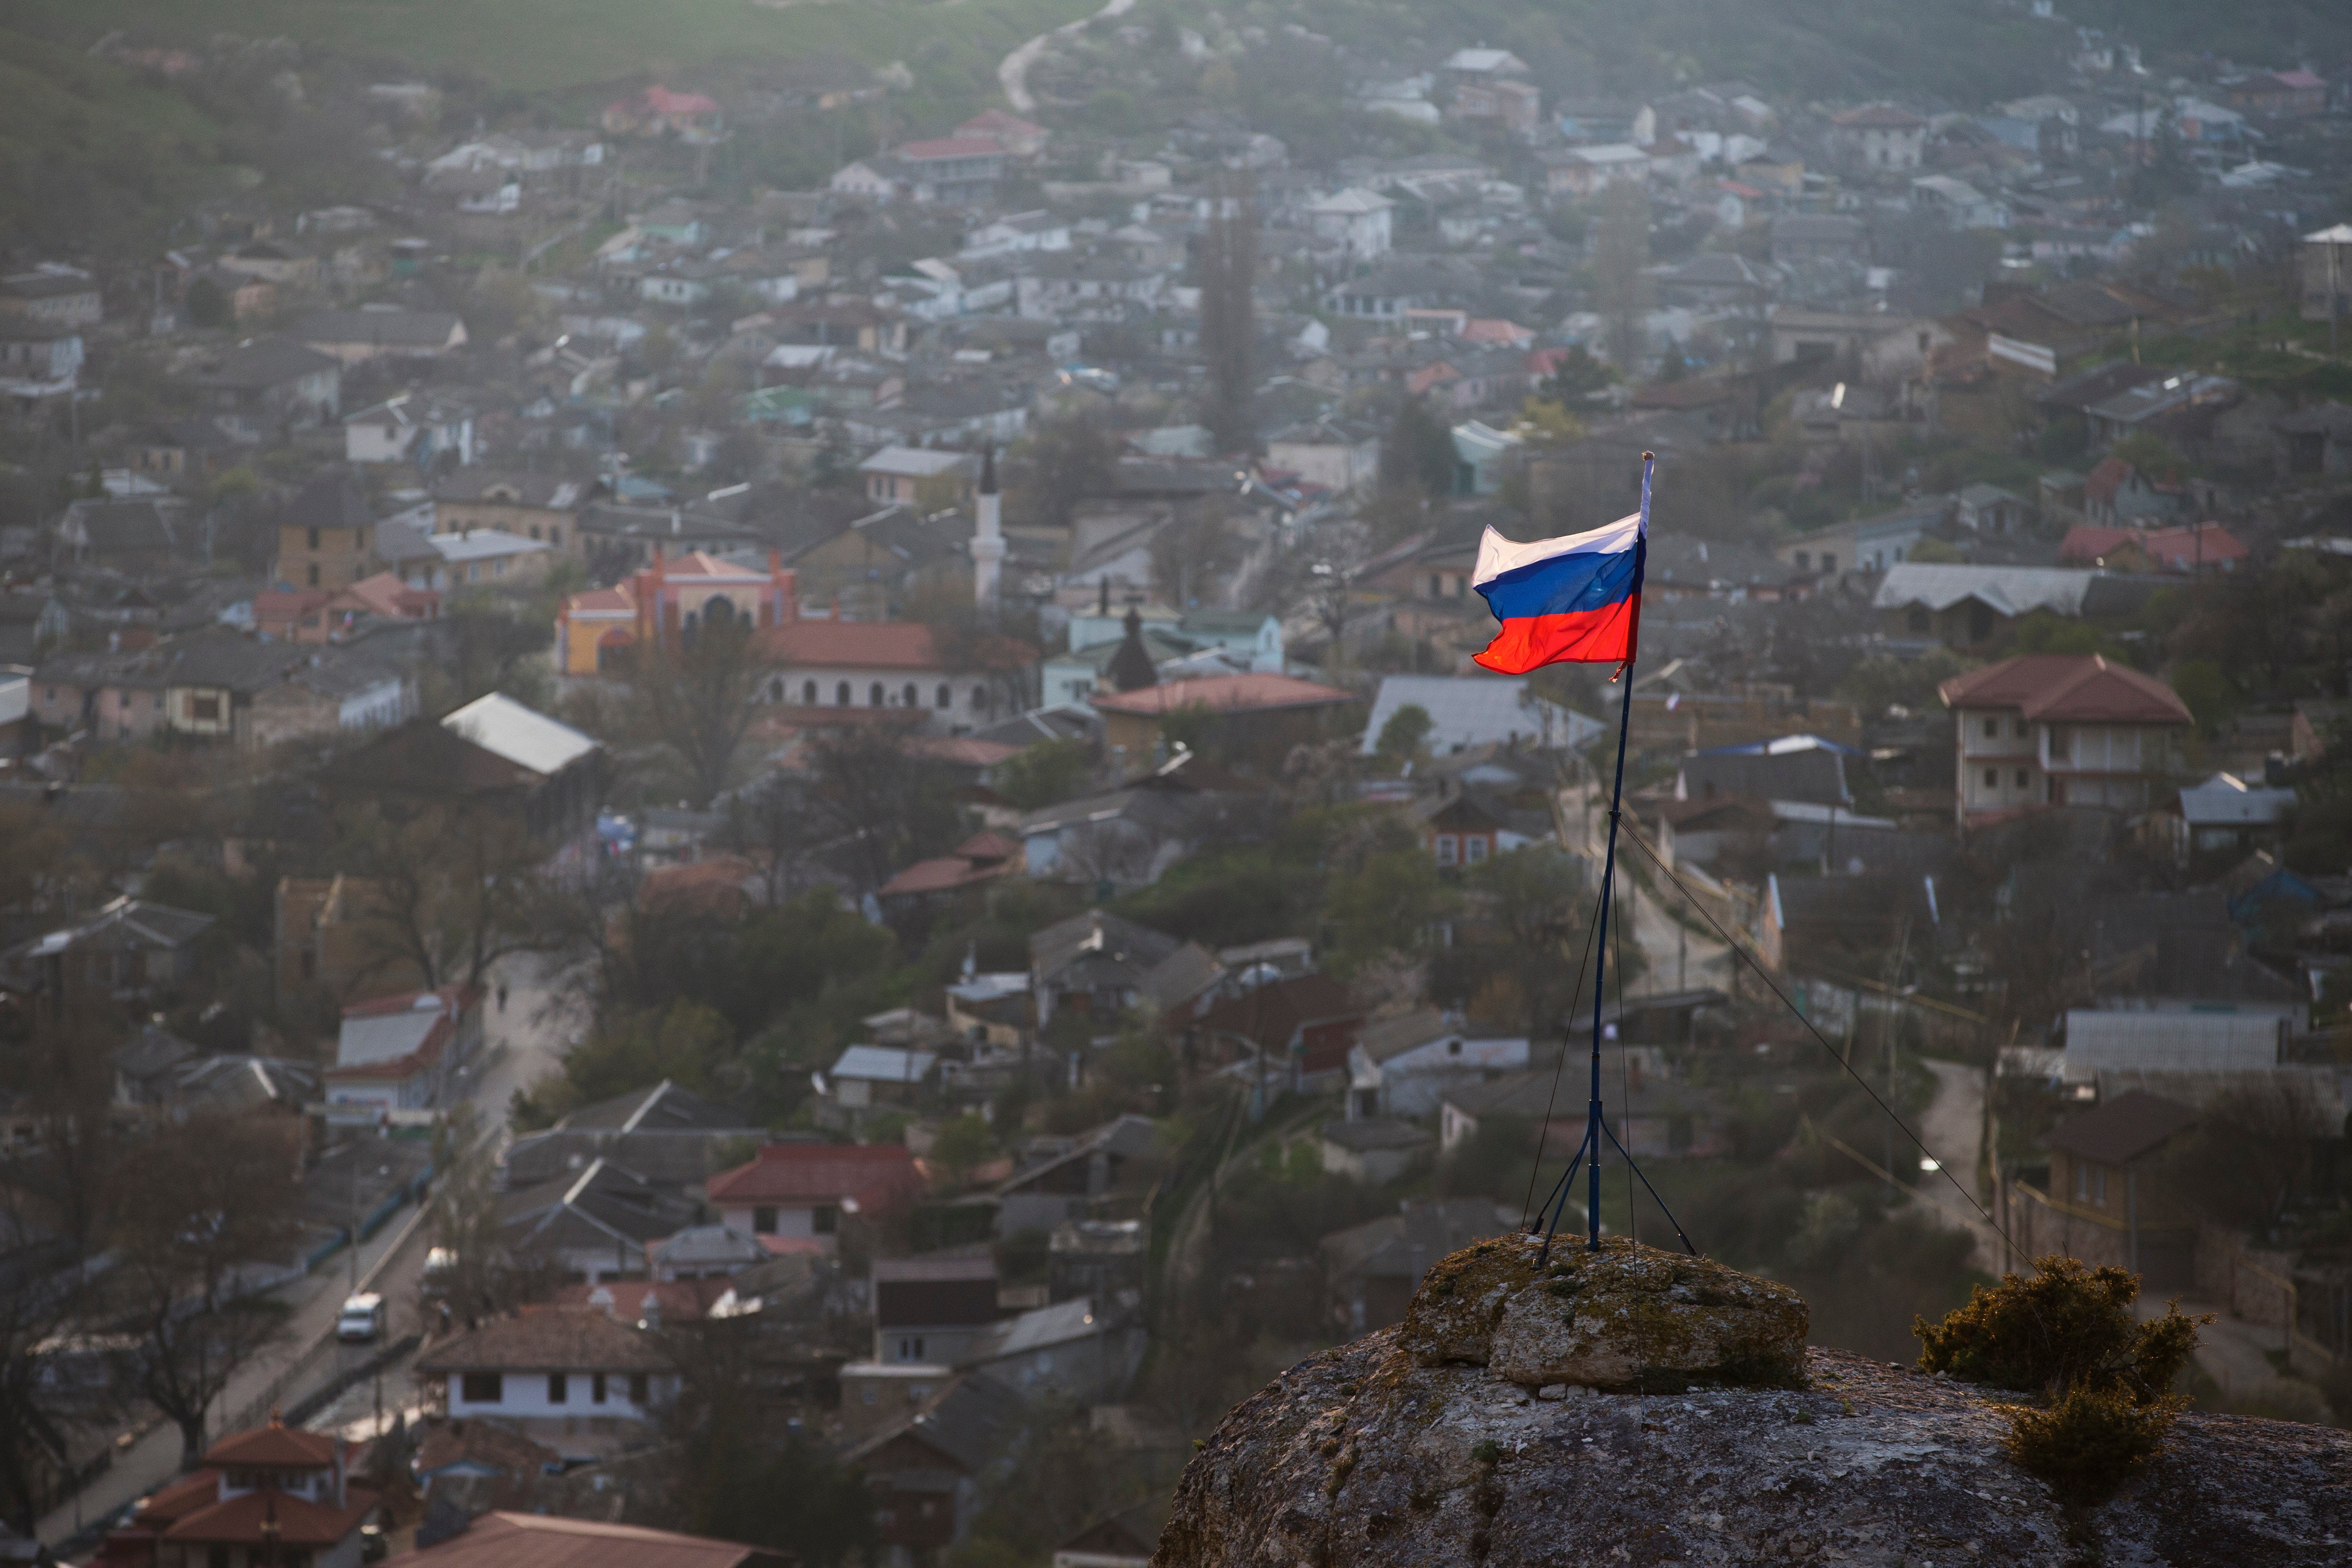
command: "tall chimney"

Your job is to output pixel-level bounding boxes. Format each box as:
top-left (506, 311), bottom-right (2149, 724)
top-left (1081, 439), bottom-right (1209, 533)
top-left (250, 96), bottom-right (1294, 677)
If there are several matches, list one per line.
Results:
top-left (971, 445), bottom-right (1005, 615)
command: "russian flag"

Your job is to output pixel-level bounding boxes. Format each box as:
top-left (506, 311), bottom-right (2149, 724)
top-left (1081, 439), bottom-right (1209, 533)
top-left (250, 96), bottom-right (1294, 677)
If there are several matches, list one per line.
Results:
top-left (1470, 508), bottom-right (1647, 674)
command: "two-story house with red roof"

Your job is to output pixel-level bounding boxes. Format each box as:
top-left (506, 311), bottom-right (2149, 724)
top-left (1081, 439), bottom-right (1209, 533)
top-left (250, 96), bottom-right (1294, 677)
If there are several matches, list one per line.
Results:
top-left (113, 1416), bottom-right (376, 1568)
top-left (705, 1141), bottom-right (923, 1254)
top-left (1939, 654), bottom-right (2193, 827)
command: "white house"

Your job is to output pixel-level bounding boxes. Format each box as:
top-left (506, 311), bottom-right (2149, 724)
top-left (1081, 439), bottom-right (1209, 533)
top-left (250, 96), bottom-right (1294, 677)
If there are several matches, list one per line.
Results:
top-left (704, 1140), bottom-right (922, 1254)
top-left (322, 985), bottom-right (481, 1111)
top-left (343, 392), bottom-right (475, 468)
top-left (1306, 188), bottom-right (1395, 260)
top-left (1265, 419), bottom-right (1382, 495)
top-left (1345, 1008), bottom-right (1530, 1119)
top-left (1910, 174), bottom-right (2010, 231)
top-left (416, 1308), bottom-right (680, 1448)
top-left (399, 528), bottom-right (554, 591)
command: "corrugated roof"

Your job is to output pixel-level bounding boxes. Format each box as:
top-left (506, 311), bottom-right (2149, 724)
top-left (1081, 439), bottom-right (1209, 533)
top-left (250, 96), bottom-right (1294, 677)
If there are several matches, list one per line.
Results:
top-left (2043, 1089), bottom-right (2199, 1166)
top-left (442, 692), bottom-right (600, 778)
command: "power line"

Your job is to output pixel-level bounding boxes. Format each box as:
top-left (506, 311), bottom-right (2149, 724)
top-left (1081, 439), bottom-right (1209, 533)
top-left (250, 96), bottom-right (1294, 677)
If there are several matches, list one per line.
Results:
top-left (1616, 822), bottom-right (2015, 1251)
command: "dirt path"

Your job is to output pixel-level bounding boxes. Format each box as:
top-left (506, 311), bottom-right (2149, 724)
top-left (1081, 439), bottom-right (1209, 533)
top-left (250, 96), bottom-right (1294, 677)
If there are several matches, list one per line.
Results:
top-left (998, 0), bottom-right (1135, 114)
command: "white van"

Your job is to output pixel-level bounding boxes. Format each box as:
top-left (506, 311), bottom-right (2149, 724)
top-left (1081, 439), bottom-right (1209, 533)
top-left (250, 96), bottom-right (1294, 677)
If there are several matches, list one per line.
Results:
top-left (336, 1293), bottom-right (386, 1343)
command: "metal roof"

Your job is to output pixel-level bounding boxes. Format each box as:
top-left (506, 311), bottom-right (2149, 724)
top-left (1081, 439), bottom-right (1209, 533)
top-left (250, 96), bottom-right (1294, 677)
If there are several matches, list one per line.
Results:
top-left (441, 692), bottom-right (599, 778)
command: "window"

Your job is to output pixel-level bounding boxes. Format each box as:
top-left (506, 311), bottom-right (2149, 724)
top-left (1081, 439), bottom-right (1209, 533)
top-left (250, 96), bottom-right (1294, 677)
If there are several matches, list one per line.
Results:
top-left (1464, 836), bottom-right (1488, 865)
top-left (903, 682), bottom-right (918, 708)
top-left (2092, 1167), bottom-right (2106, 1203)
top-left (2074, 1161), bottom-right (2089, 1201)
top-left (529, 525), bottom-right (542, 540)
top-left (936, 683), bottom-right (951, 709)
top-left (2015, 769), bottom-right (2029, 789)
top-left (1983, 768), bottom-right (1998, 789)
top-left (191, 694), bottom-right (221, 724)
top-left (550, 526), bottom-right (563, 547)
top-left (307, 527), bottom-right (321, 550)
top-left (972, 684), bottom-right (989, 713)
top-left (493, 558), bottom-right (505, 577)
top-left (2014, 718), bottom-right (2028, 738)
top-left (870, 682), bottom-right (885, 707)
top-left (592, 1372), bottom-right (608, 1404)
top-left (461, 1372), bottom-right (503, 1404)
top-left (547, 1372), bottom-right (568, 1404)
top-left (836, 681), bottom-right (852, 706)
top-left (357, 527), bottom-right (370, 552)
top-left (897, 1336), bottom-right (926, 1362)
top-left (307, 563), bottom-right (321, 587)
top-left (752, 1206), bottom-right (777, 1234)
top-left (862, 1385), bottom-right (879, 1405)
top-left (768, 679), bottom-right (782, 702)
top-left (1822, 553), bottom-right (1836, 573)
top-left (1794, 552), bottom-right (1810, 570)
top-left (1446, 1039), bottom-right (1463, 1057)
top-left (804, 680), bottom-right (818, 704)
top-left (1983, 718), bottom-right (1998, 739)
top-left (814, 1204), bottom-right (838, 1235)
top-left (628, 1373), bottom-right (649, 1404)
top-left (1434, 834), bottom-right (1459, 866)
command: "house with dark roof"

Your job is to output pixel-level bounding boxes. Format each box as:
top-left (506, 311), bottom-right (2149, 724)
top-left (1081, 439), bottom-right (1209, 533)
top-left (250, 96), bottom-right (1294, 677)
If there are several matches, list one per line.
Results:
top-left (1320, 1198), bottom-right (1516, 1334)
top-left (1026, 910), bottom-right (1188, 1027)
top-left (179, 336), bottom-right (342, 435)
top-left (52, 496), bottom-right (184, 573)
top-left (1939, 654), bottom-right (2193, 826)
top-left (2006, 1090), bottom-right (2200, 1285)
top-left (498, 1157), bottom-right (702, 1281)
top-left (0, 895), bottom-right (214, 1013)
top-left (994, 1114), bottom-right (1162, 1234)
top-left (1193, 973), bottom-right (1364, 1086)
top-left (843, 1375), bottom-right (1029, 1561)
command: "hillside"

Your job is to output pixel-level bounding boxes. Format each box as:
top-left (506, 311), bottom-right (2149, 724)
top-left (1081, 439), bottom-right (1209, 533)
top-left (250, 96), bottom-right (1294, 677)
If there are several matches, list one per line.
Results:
top-left (6, 0), bottom-right (1098, 94)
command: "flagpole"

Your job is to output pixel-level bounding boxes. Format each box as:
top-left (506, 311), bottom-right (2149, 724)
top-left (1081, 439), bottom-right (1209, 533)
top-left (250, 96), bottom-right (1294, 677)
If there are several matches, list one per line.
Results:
top-left (1583, 454), bottom-right (1651, 1254)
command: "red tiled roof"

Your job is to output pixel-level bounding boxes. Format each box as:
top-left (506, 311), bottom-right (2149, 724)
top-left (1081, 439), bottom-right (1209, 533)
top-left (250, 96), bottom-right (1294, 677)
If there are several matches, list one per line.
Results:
top-left (705, 1141), bottom-right (920, 1207)
top-left (2059, 522), bottom-right (2246, 571)
top-left (761, 619), bottom-right (937, 669)
top-left (405, 1511), bottom-right (778, 1568)
top-left (338, 571), bottom-right (439, 619)
top-left (1090, 673), bottom-right (1357, 717)
top-left (760, 619), bottom-right (1033, 671)
top-left (417, 1307), bottom-right (672, 1375)
top-left (898, 136), bottom-right (1002, 161)
top-left (2057, 524), bottom-right (2135, 564)
top-left (204, 1421), bottom-right (341, 1469)
top-left (900, 734), bottom-right (1020, 768)
top-left (163, 1485), bottom-right (377, 1547)
top-left (2083, 455), bottom-right (2134, 505)
top-left (565, 584), bottom-right (636, 616)
top-left (638, 854), bottom-right (759, 917)
top-left (139, 1471), bottom-right (228, 1527)
top-left (548, 1277), bottom-right (734, 1323)
top-left (1938, 654), bottom-right (2192, 726)
top-left (958, 109), bottom-right (1045, 137)
top-left (640, 86), bottom-right (719, 116)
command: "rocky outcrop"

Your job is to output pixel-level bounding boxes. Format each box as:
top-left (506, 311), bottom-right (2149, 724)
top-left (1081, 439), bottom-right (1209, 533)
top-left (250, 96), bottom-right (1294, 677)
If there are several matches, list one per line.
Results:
top-left (1403, 1234), bottom-right (1808, 1391)
top-left (1154, 1240), bottom-right (2352, 1568)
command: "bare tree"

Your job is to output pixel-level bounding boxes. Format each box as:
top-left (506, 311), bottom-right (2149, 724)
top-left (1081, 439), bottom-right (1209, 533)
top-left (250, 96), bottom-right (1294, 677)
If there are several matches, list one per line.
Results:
top-left (618, 612), bottom-right (779, 809)
top-left (105, 1112), bottom-right (302, 1466)
top-left (1149, 498), bottom-right (1238, 609)
top-left (1198, 169), bottom-right (1258, 454)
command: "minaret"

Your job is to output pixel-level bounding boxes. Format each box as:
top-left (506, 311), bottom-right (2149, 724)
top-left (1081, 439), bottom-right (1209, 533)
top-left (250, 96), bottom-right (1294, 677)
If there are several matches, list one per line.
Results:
top-left (970, 445), bottom-right (1005, 615)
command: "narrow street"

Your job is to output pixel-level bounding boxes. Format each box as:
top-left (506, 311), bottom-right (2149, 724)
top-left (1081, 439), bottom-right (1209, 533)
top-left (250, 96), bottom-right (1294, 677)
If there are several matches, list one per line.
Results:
top-left (998, 0), bottom-right (1136, 114)
top-left (38, 950), bottom-right (585, 1548)
top-left (1555, 777), bottom-right (1732, 997)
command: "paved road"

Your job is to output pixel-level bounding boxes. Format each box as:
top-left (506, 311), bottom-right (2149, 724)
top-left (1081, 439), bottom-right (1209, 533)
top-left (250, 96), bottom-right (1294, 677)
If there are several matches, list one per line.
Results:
top-left (38, 951), bottom-right (581, 1547)
top-left (1555, 779), bottom-right (1732, 998)
top-left (998, 0), bottom-right (1135, 114)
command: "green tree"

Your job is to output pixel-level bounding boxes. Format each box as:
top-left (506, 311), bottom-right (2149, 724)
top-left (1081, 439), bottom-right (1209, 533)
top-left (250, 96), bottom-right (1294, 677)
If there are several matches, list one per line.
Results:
top-left (1374, 703), bottom-right (1434, 766)
top-left (1379, 398), bottom-right (1457, 497)
top-left (613, 609), bottom-right (779, 808)
top-left (185, 275), bottom-right (230, 328)
top-left (995, 737), bottom-right (1095, 810)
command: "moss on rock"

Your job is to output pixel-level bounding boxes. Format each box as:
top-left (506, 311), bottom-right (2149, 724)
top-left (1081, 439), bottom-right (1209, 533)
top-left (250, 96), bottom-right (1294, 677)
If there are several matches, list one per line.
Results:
top-left (1401, 1234), bottom-right (1808, 1392)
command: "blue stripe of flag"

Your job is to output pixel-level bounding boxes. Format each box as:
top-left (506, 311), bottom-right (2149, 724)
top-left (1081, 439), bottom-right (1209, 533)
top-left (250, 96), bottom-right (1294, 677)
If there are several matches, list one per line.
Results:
top-left (1475, 547), bottom-right (1641, 623)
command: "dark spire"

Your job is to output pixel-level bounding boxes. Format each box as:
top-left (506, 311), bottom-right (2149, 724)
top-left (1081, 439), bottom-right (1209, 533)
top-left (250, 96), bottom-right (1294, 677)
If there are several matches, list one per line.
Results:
top-left (1107, 606), bottom-right (1158, 693)
top-left (979, 444), bottom-right (998, 495)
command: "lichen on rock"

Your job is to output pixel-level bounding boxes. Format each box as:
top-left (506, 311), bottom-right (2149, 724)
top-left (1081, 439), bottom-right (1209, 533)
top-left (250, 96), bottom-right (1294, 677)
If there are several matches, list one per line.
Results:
top-left (1400, 1231), bottom-right (1808, 1392)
